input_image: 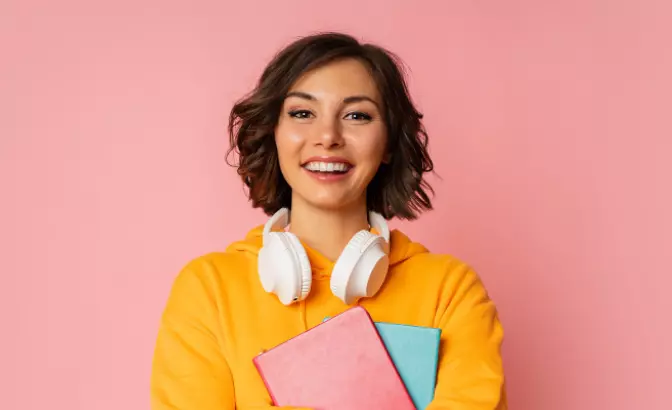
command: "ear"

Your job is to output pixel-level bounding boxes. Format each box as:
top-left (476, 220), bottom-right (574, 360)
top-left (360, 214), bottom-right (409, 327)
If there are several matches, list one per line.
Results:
top-left (382, 151), bottom-right (392, 164)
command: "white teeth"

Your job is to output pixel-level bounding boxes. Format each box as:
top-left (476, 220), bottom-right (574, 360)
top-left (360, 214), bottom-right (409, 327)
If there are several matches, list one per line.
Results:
top-left (304, 161), bottom-right (351, 172)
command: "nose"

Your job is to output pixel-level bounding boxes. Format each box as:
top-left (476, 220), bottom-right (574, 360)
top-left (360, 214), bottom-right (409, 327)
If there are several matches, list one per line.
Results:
top-left (313, 117), bottom-right (344, 148)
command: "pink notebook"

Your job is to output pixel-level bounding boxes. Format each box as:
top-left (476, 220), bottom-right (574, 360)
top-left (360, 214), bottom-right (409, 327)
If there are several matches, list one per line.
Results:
top-left (253, 306), bottom-right (415, 410)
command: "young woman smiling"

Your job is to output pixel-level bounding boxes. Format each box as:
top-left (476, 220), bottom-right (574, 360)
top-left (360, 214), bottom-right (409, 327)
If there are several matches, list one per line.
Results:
top-left (150, 32), bottom-right (507, 410)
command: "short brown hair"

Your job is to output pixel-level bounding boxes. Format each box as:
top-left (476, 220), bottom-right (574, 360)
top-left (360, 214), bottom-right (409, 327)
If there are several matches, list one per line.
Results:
top-left (227, 32), bottom-right (434, 220)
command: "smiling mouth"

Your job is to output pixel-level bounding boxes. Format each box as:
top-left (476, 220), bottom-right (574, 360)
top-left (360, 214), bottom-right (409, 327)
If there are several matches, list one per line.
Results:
top-left (302, 161), bottom-right (353, 174)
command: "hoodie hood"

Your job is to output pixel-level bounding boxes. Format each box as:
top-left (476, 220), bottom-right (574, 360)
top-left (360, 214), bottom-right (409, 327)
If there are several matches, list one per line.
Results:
top-left (225, 224), bottom-right (429, 273)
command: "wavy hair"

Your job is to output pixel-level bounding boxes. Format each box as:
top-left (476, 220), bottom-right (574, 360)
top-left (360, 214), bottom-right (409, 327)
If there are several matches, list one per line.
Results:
top-left (227, 32), bottom-right (434, 220)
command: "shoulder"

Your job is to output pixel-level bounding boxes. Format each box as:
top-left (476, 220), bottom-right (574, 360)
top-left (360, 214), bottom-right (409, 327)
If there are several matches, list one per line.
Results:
top-left (160, 249), bottom-right (261, 317)
top-left (389, 229), bottom-right (476, 277)
top-left (397, 252), bottom-right (486, 296)
top-left (167, 223), bottom-right (267, 295)
top-left (172, 249), bottom-right (256, 287)
top-left (388, 229), bottom-right (491, 298)
top-left (173, 225), bottom-right (265, 283)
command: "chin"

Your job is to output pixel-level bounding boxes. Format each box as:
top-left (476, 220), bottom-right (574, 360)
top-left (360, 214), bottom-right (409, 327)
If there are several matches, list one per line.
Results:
top-left (299, 192), bottom-right (362, 212)
top-left (306, 197), bottom-right (352, 211)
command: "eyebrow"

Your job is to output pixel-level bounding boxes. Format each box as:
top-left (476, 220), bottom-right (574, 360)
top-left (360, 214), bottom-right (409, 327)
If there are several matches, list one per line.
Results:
top-left (284, 91), bottom-right (380, 108)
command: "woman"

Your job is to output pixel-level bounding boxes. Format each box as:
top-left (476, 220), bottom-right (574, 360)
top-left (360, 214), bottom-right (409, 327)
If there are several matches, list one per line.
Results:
top-left (150, 32), bottom-right (507, 409)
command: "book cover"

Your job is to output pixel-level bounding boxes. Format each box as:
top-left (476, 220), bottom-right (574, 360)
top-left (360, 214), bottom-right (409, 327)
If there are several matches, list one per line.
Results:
top-left (253, 306), bottom-right (415, 410)
top-left (321, 315), bottom-right (441, 409)
top-left (375, 322), bottom-right (441, 410)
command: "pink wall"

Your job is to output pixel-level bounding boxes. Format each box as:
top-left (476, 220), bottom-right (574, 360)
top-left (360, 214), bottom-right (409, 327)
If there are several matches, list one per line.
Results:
top-left (2, 1), bottom-right (670, 409)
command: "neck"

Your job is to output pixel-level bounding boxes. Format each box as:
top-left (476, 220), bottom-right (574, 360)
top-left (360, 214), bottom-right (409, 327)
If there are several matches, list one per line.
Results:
top-left (288, 198), bottom-right (369, 262)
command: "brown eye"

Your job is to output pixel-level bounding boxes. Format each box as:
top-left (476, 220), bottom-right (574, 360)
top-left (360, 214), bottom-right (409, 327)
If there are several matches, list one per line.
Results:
top-left (344, 112), bottom-right (372, 121)
top-left (288, 110), bottom-right (313, 119)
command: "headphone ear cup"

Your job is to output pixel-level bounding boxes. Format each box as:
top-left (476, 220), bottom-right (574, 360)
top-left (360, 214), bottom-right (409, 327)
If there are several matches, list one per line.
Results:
top-left (331, 231), bottom-right (389, 305)
top-left (258, 232), bottom-right (312, 305)
top-left (282, 232), bottom-right (312, 301)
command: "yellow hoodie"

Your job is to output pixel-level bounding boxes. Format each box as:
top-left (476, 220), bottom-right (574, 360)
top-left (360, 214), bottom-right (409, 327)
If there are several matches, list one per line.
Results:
top-left (150, 225), bottom-right (507, 410)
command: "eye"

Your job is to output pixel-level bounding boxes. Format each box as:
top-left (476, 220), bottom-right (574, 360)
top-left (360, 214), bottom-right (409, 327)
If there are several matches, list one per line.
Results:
top-left (288, 110), bottom-right (313, 119)
top-left (344, 111), bottom-right (373, 121)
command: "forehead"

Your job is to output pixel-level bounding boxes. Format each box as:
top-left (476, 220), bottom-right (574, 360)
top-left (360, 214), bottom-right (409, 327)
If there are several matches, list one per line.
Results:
top-left (287, 58), bottom-right (381, 102)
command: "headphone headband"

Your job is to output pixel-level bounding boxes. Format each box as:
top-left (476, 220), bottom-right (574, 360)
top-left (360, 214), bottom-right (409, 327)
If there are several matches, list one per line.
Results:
top-left (263, 207), bottom-right (389, 243)
top-left (367, 210), bottom-right (390, 243)
top-left (263, 207), bottom-right (290, 240)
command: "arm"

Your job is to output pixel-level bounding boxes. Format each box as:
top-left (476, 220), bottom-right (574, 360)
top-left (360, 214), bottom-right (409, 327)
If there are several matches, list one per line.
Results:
top-left (150, 259), bottom-right (310, 410)
top-left (150, 259), bottom-right (236, 410)
top-left (426, 264), bottom-right (507, 410)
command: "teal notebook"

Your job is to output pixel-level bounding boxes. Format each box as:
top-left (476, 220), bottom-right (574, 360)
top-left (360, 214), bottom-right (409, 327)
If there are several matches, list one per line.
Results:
top-left (375, 322), bottom-right (441, 410)
top-left (323, 317), bottom-right (441, 409)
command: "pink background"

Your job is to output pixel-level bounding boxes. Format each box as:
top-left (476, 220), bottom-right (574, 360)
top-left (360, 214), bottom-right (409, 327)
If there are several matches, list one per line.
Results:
top-left (1, 1), bottom-right (670, 409)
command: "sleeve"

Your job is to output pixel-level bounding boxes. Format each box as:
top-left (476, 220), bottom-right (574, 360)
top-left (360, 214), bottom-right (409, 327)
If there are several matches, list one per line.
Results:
top-left (426, 264), bottom-right (508, 410)
top-left (150, 259), bottom-right (236, 410)
top-left (149, 259), bottom-right (311, 410)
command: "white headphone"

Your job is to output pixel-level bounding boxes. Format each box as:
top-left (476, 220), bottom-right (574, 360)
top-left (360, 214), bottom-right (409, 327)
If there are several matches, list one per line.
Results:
top-left (257, 207), bottom-right (391, 306)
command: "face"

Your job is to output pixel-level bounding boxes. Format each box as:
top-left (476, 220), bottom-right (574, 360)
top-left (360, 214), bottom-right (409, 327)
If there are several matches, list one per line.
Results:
top-left (274, 58), bottom-right (388, 213)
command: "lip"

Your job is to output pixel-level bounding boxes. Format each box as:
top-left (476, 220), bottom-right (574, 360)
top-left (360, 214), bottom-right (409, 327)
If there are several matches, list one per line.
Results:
top-left (301, 156), bottom-right (353, 183)
top-left (300, 156), bottom-right (353, 166)
top-left (302, 167), bottom-right (352, 182)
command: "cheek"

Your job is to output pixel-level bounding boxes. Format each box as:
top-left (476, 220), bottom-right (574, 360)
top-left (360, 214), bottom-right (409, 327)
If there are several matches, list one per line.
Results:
top-left (275, 116), bottom-right (305, 142)
top-left (274, 123), bottom-right (304, 162)
top-left (351, 129), bottom-right (387, 165)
